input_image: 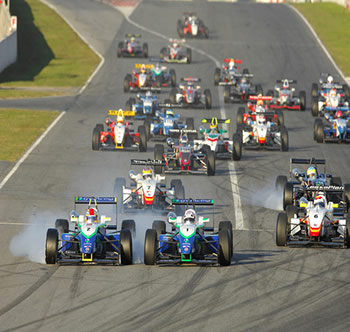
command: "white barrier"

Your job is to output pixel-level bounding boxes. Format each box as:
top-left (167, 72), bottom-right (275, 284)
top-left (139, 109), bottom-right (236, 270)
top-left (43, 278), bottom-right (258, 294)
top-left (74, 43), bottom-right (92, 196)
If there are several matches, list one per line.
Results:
top-left (256, 0), bottom-right (350, 9)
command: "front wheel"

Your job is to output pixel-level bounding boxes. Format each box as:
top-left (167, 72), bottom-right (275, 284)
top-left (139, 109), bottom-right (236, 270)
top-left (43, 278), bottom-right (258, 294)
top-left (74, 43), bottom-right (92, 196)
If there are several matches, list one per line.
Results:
top-left (232, 133), bottom-right (242, 161)
top-left (144, 229), bottom-right (157, 265)
top-left (154, 144), bottom-right (164, 174)
top-left (138, 125), bottom-right (147, 152)
top-left (218, 230), bottom-right (231, 266)
top-left (311, 97), bottom-right (319, 117)
top-left (276, 212), bottom-right (288, 246)
top-left (214, 68), bottom-right (220, 86)
top-left (224, 86), bottom-right (230, 103)
top-left (204, 89), bottom-right (212, 109)
top-left (120, 229), bottom-right (133, 265)
top-left (143, 43), bottom-right (148, 58)
top-left (45, 228), bottom-right (58, 264)
top-left (92, 126), bottom-right (101, 150)
top-left (219, 221), bottom-right (233, 255)
top-left (275, 175), bottom-right (287, 191)
top-left (186, 48), bottom-right (192, 64)
top-left (280, 126), bottom-right (288, 152)
top-left (121, 219), bottom-right (136, 236)
top-left (152, 220), bottom-right (166, 240)
top-left (299, 91), bottom-right (306, 111)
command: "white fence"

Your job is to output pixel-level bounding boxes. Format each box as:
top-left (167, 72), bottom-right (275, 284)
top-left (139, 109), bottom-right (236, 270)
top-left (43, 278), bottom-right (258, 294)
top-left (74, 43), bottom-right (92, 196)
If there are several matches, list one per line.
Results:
top-left (0, 0), bottom-right (17, 73)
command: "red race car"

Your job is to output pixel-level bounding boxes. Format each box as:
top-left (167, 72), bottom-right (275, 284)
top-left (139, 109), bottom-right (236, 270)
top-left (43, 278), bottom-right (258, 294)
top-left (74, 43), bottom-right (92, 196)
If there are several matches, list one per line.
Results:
top-left (177, 13), bottom-right (209, 38)
top-left (123, 64), bottom-right (161, 93)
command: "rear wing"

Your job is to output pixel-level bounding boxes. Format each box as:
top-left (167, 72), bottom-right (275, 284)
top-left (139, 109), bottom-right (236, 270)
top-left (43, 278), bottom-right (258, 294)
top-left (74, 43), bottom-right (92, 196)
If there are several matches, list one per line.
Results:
top-left (234, 73), bottom-right (254, 78)
top-left (249, 95), bottom-right (272, 102)
top-left (202, 117), bottom-right (230, 124)
top-left (181, 77), bottom-right (201, 82)
top-left (134, 63), bottom-right (154, 69)
top-left (290, 158), bottom-right (326, 176)
top-left (172, 199), bottom-right (214, 206)
top-left (125, 33), bottom-right (141, 38)
top-left (168, 129), bottom-right (197, 135)
top-left (276, 79), bottom-right (297, 84)
top-left (75, 196), bottom-right (117, 205)
top-left (250, 111), bottom-right (277, 117)
top-left (223, 58), bottom-right (242, 64)
top-left (158, 103), bottom-right (183, 108)
top-left (108, 110), bottom-right (135, 117)
top-left (304, 185), bottom-right (344, 192)
top-left (131, 159), bottom-right (166, 166)
top-left (169, 38), bottom-right (185, 44)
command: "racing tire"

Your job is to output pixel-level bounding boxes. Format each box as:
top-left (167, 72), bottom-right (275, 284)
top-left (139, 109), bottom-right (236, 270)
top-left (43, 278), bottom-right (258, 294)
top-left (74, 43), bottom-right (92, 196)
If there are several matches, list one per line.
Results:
top-left (345, 184), bottom-right (350, 210)
top-left (236, 107), bottom-right (245, 126)
top-left (177, 26), bottom-right (184, 38)
top-left (138, 126), bottom-right (147, 152)
top-left (311, 96), bottom-right (319, 117)
top-left (242, 68), bottom-right (249, 75)
top-left (144, 118), bottom-right (151, 141)
top-left (170, 88), bottom-right (177, 104)
top-left (232, 133), bottom-right (242, 161)
top-left (45, 228), bottom-right (58, 264)
top-left (311, 83), bottom-right (318, 97)
top-left (123, 74), bottom-right (131, 93)
top-left (152, 220), bottom-right (166, 240)
top-left (299, 91), bottom-right (306, 111)
top-left (120, 229), bottom-right (133, 265)
top-left (204, 89), bottom-right (212, 109)
top-left (214, 68), bottom-right (221, 86)
top-left (144, 229), bottom-right (157, 265)
top-left (343, 84), bottom-right (350, 99)
top-left (266, 89), bottom-right (274, 98)
top-left (125, 98), bottom-right (133, 111)
top-left (204, 27), bottom-right (209, 39)
top-left (218, 230), bottom-right (231, 266)
top-left (122, 219), bottom-right (136, 236)
top-left (154, 144), bottom-right (164, 174)
top-left (207, 150), bottom-right (216, 176)
top-left (186, 48), bottom-right (192, 64)
top-left (275, 175), bottom-right (288, 191)
top-left (224, 86), bottom-right (230, 104)
top-left (171, 179), bottom-right (185, 199)
top-left (313, 118), bottom-right (322, 141)
top-left (277, 111), bottom-right (284, 126)
top-left (92, 126), bottom-right (101, 151)
top-left (170, 69), bottom-right (176, 87)
top-left (117, 42), bottom-right (123, 58)
top-left (219, 221), bottom-right (233, 254)
top-left (315, 121), bottom-right (324, 143)
top-left (255, 84), bottom-right (263, 95)
top-left (143, 43), bottom-right (148, 58)
top-left (55, 219), bottom-right (69, 239)
top-left (283, 182), bottom-right (294, 210)
top-left (276, 212), bottom-right (288, 246)
top-left (346, 211), bottom-right (350, 248)
top-left (280, 125), bottom-right (289, 152)
top-left (160, 47), bottom-right (167, 60)
top-left (96, 123), bottom-right (104, 132)
top-left (186, 117), bottom-right (194, 130)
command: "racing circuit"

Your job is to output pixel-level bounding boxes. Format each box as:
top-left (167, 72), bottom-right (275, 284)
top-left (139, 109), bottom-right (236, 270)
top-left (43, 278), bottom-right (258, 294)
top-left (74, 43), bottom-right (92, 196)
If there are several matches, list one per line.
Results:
top-left (1, 0), bottom-right (350, 330)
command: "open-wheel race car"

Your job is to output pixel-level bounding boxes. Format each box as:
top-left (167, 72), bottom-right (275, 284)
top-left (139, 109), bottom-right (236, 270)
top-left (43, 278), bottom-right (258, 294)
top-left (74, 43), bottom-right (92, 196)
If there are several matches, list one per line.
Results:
top-left (177, 13), bottom-right (209, 38)
top-left (120, 159), bottom-right (185, 214)
top-left (275, 158), bottom-right (347, 210)
top-left (170, 77), bottom-right (212, 109)
top-left (276, 187), bottom-right (350, 248)
top-left (267, 79), bottom-right (306, 111)
top-left (92, 109), bottom-right (147, 152)
top-left (125, 91), bottom-right (161, 118)
top-left (159, 39), bottom-right (192, 64)
top-left (154, 129), bottom-right (216, 176)
top-left (148, 62), bottom-right (177, 87)
top-left (214, 58), bottom-right (243, 86)
top-left (117, 34), bottom-right (148, 58)
top-left (123, 64), bottom-right (162, 93)
top-left (193, 117), bottom-right (234, 160)
top-left (45, 196), bottom-right (133, 265)
top-left (144, 199), bottom-right (232, 266)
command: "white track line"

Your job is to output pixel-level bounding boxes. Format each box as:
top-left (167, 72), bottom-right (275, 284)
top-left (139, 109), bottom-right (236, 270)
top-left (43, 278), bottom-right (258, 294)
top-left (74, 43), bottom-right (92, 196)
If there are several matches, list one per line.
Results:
top-left (288, 4), bottom-right (349, 87)
top-left (40, 0), bottom-right (105, 94)
top-left (109, 2), bottom-right (245, 229)
top-left (0, 111), bottom-right (66, 190)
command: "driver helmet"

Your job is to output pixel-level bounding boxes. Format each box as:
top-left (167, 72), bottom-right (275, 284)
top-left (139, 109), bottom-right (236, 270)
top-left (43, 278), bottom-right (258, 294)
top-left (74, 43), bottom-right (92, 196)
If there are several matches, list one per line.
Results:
top-left (155, 63), bottom-right (161, 71)
top-left (241, 77), bottom-right (247, 84)
top-left (327, 75), bottom-right (334, 84)
top-left (180, 135), bottom-right (188, 145)
top-left (307, 166), bottom-right (317, 181)
top-left (86, 207), bottom-right (98, 223)
top-left (314, 194), bottom-right (326, 208)
top-left (336, 110), bottom-right (343, 118)
top-left (117, 109), bottom-right (124, 124)
top-left (173, 42), bottom-right (178, 48)
top-left (282, 80), bottom-right (289, 89)
top-left (166, 109), bottom-right (174, 117)
top-left (140, 64), bottom-right (146, 73)
top-left (228, 59), bottom-right (235, 70)
top-left (188, 81), bottom-right (194, 89)
top-left (257, 94), bottom-right (264, 106)
top-left (142, 167), bottom-right (153, 179)
top-left (184, 208), bottom-right (197, 224)
top-left (145, 91), bottom-right (152, 98)
top-left (256, 114), bottom-right (266, 125)
top-left (210, 117), bottom-right (218, 129)
top-left (105, 118), bottom-right (113, 126)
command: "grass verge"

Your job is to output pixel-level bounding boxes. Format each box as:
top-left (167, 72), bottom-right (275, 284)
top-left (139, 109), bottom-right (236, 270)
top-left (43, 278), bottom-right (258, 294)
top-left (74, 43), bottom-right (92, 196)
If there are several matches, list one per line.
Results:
top-left (0, 109), bottom-right (59, 161)
top-left (293, 3), bottom-right (350, 77)
top-left (0, 0), bottom-right (100, 98)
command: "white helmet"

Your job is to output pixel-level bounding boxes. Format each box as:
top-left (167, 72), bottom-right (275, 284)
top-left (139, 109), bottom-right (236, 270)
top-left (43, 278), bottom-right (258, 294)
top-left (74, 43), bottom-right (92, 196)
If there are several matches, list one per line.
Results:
top-left (327, 75), bottom-right (334, 84)
top-left (314, 194), bottom-right (326, 208)
top-left (184, 209), bottom-right (197, 223)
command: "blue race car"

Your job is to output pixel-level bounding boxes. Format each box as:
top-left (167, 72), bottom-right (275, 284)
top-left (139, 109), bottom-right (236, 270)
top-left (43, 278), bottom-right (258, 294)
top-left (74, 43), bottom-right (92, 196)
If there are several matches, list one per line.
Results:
top-left (144, 199), bottom-right (232, 266)
top-left (45, 196), bottom-right (133, 265)
top-left (125, 91), bottom-right (160, 118)
top-left (144, 108), bottom-right (194, 140)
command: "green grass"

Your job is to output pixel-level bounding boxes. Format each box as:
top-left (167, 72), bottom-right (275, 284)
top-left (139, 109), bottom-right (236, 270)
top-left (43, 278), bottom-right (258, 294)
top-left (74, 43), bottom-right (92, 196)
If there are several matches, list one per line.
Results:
top-left (0, 109), bottom-right (59, 161)
top-left (293, 3), bottom-right (350, 76)
top-left (0, 0), bottom-right (100, 97)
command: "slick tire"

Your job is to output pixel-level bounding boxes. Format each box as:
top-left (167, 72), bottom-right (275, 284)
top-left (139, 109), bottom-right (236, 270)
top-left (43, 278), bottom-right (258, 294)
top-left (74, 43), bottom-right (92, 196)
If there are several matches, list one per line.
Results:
top-left (170, 88), bottom-right (177, 104)
top-left (275, 175), bottom-right (288, 191)
top-left (170, 69), bottom-right (176, 87)
top-left (152, 220), bottom-right (166, 240)
top-left (311, 83), bottom-right (318, 97)
top-left (117, 42), bottom-right (123, 58)
top-left (121, 219), bottom-right (136, 236)
top-left (232, 133), bottom-right (242, 161)
top-left (143, 43), bottom-right (148, 58)
top-left (154, 144), bottom-right (164, 174)
top-left (236, 107), bottom-right (245, 126)
top-left (219, 221), bottom-right (233, 254)
top-left (214, 68), bottom-right (220, 86)
top-left (144, 229), bottom-right (157, 265)
top-left (280, 126), bottom-right (289, 152)
top-left (204, 89), bottom-right (212, 109)
top-left (315, 121), bottom-right (324, 143)
top-left (144, 118), bottom-right (151, 141)
top-left (138, 126), bottom-right (147, 152)
top-left (55, 219), bottom-right (69, 239)
top-left (224, 86), bottom-right (230, 104)
top-left (283, 182), bottom-right (294, 210)
top-left (123, 74), bottom-right (131, 93)
top-left (92, 126), bottom-right (101, 151)
top-left (277, 111), bottom-right (284, 127)
top-left (311, 96), bottom-right (319, 117)
top-left (276, 212), bottom-right (288, 246)
top-left (45, 228), bottom-right (58, 264)
top-left (120, 229), bottom-right (133, 265)
top-left (218, 230), bottom-right (231, 266)
top-left (186, 48), bottom-right (192, 64)
top-left (299, 91), bottom-right (306, 111)
top-left (313, 118), bottom-right (322, 141)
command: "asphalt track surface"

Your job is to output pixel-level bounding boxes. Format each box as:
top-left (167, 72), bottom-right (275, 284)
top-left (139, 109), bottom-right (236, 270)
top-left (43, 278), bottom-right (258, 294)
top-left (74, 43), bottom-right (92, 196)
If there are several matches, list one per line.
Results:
top-left (1, 0), bottom-right (350, 331)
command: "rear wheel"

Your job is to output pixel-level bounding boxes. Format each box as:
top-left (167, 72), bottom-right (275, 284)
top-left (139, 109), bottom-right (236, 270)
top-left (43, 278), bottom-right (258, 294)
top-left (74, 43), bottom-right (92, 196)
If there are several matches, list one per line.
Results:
top-left (346, 212), bottom-right (350, 248)
top-left (224, 86), bottom-right (230, 103)
top-left (125, 98), bottom-right (133, 111)
top-left (255, 84), bottom-right (263, 95)
top-left (343, 84), bottom-right (350, 99)
top-left (276, 212), bottom-right (288, 246)
top-left (219, 221), bottom-right (233, 254)
top-left (267, 89), bottom-right (274, 97)
top-left (311, 83), bottom-right (318, 97)
top-left (120, 229), bottom-right (133, 265)
top-left (232, 133), bottom-right (242, 161)
top-left (186, 48), bottom-right (192, 64)
top-left (311, 96), bottom-right (318, 117)
top-left (345, 184), bottom-right (350, 209)
top-left (214, 68), bottom-right (221, 85)
top-left (144, 229), bottom-right (157, 265)
top-left (275, 175), bottom-right (287, 191)
top-left (315, 121), bottom-right (324, 143)
top-left (92, 127), bottom-right (101, 150)
top-left (236, 107), bottom-right (245, 126)
top-left (55, 219), bottom-right (69, 240)
top-left (280, 126), bottom-right (288, 152)
top-left (117, 42), bottom-right (123, 57)
top-left (218, 230), bottom-right (231, 266)
top-left (277, 111), bottom-right (284, 126)
top-left (170, 88), bottom-right (177, 104)
top-left (154, 144), bottom-right (164, 174)
top-left (283, 182), bottom-right (294, 210)
top-left (121, 219), bottom-right (136, 236)
top-left (170, 69), bottom-right (176, 87)
top-left (144, 118), bottom-right (151, 140)
top-left (204, 89), bottom-right (212, 109)
top-left (123, 74), bottom-right (131, 92)
top-left (313, 118), bottom-right (322, 141)
top-left (138, 126), bottom-right (147, 152)
top-left (171, 179), bottom-right (185, 199)
top-left (160, 47), bottom-right (167, 60)
top-left (45, 228), bottom-right (58, 264)
top-left (143, 43), bottom-right (148, 58)
top-left (152, 220), bottom-right (166, 240)
top-left (186, 117), bottom-right (194, 130)
top-left (299, 91), bottom-right (306, 111)
top-left (242, 68), bottom-right (249, 75)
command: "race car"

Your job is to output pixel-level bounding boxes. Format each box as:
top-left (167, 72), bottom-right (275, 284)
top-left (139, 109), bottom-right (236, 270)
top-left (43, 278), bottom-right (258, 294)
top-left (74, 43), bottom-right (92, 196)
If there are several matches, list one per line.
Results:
top-left (45, 196), bottom-right (133, 265)
top-left (92, 109), bottom-right (147, 152)
top-left (311, 73), bottom-right (350, 116)
top-left (149, 62), bottom-right (177, 87)
top-left (214, 58), bottom-right (243, 86)
top-left (177, 13), bottom-right (209, 38)
top-left (233, 107), bottom-right (289, 160)
top-left (159, 39), bottom-right (192, 64)
top-left (275, 158), bottom-right (344, 210)
top-left (169, 77), bottom-right (212, 109)
top-left (154, 130), bottom-right (216, 176)
top-left (121, 159), bottom-right (185, 213)
top-left (144, 108), bottom-right (194, 141)
top-left (314, 110), bottom-right (350, 143)
top-left (123, 64), bottom-right (161, 93)
top-left (117, 34), bottom-right (148, 58)
top-left (193, 117), bottom-right (234, 159)
top-left (223, 73), bottom-right (263, 103)
top-left (144, 199), bottom-right (232, 266)
top-left (125, 91), bottom-right (161, 118)
top-left (276, 189), bottom-right (350, 248)
top-left (267, 79), bottom-right (306, 111)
